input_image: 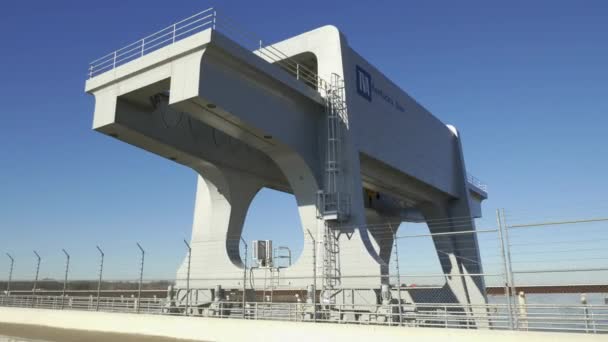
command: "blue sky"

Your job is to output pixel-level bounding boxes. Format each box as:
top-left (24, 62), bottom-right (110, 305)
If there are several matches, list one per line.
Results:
top-left (0, 1), bottom-right (607, 283)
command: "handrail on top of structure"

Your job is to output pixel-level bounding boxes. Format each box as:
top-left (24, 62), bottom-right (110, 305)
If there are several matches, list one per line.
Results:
top-left (87, 7), bottom-right (327, 93)
top-left (467, 173), bottom-right (488, 192)
top-left (88, 8), bottom-right (216, 78)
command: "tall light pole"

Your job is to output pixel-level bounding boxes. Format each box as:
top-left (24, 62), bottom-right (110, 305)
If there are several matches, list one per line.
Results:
top-left (240, 237), bottom-right (248, 318)
top-left (61, 249), bottom-right (70, 309)
top-left (306, 229), bottom-right (317, 322)
top-left (32, 251), bottom-right (41, 296)
top-left (96, 246), bottom-right (104, 311)
top-left (136, 243), bottom-right (145, 313)
top-left (183, 239), bottom-right (191, 316)
top-left (5, 253), bottom-right (14, 296)
top-left (389, 223), bottom-right (403, 326)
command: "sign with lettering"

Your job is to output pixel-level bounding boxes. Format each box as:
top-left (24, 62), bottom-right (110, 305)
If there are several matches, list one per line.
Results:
top-left (355, 65), bottom-right (405, 113)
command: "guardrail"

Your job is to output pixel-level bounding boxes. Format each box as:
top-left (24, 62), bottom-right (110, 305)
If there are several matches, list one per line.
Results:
top-left (87, 7), bottom-right (324, 90)
top-left (467, 173), bottom-right (488, 192)
top-left (1, 295), bottom-right (606, 333)
top-left (89, 8), bottom-right (216, 78)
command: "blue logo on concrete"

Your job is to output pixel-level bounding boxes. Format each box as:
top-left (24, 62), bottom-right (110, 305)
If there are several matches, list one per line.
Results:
top-left (356, 65), bottom-right (372, 102)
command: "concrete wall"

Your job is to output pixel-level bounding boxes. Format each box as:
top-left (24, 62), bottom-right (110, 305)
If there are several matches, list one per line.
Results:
top-left (85, 25), bottom-right (485, 294)
top-left (0, 308), bottom-right (604, 342)
top-left (343, 49), bottom-right (459, 199)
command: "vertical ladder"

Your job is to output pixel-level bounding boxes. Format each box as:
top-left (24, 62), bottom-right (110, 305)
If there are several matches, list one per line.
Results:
top-left (262, 267), bottom-right (280, 302)
top-left (323, 226), bottom-right (341, 289)
top-left (270, 268), bottom-right (280, 302)
top-left (318, 74), bottom-right (350, 222)
top-left (318, 74), bottom-right (350, 302)
top-left (321, 225), bottom-right (342, 306)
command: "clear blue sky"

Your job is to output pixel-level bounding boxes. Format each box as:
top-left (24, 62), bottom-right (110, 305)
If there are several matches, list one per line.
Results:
top-left (1, 1), bottom-right (607, 283)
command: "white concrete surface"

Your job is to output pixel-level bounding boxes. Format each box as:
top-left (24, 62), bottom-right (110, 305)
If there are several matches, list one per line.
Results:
top-left (0, 308), bottom-right (604, 342)
top-left (85, 19), bottom-right (488, 310)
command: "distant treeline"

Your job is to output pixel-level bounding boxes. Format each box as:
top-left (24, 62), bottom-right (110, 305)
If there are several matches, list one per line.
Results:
top-left (0, 280), bottom-right (173, 292)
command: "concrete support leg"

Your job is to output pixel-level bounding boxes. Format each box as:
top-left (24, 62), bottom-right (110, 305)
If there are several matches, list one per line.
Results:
top-left (176, 165), bottom-right (263, 291)
top-left (365, 213), bottom-right (398, 284)
top-left (418, 202), bottom-right (489, 328)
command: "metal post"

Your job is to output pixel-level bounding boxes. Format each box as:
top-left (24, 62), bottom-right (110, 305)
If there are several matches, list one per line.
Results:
top-left (212, 10), bottom-right (216, 30)
top-left (496, 209), bottom-right (514, 329)
top-left (581, 294), bottom-right (590, 333)
top-left (32, 251), bottom-right (41, 296)
top-left (96, 246), bottom-right (104, 311)
top-left (183, 239), bottom-right (191, 316)
top-left (88, 65), bottom-right (93, 79)
top-left (112, 51), bottom-right (117, 69)
top-left (518, 291), bottom-right (528, 331)
top-left (136, 243), bottom-right (145, 313)
top-left (501, 208), bottom-right (518, 329)
top-left (141, 39), bottom-right (145, 56)
top-left (61, 249), bottom-right (70, 310)
top-left (5, 254), bottom-right (14, 296)
top-left (240, 237), bottom-right (248, 318)
top-left (389, 224), bottom-right (403, 326)
top-left (172, 24), bottom-right (176, 43)
top-left (306, 229), bottom-right (317, 322)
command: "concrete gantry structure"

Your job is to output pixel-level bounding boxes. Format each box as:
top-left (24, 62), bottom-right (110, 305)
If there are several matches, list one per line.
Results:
top-left (85, 9), bottom-right (488, 316)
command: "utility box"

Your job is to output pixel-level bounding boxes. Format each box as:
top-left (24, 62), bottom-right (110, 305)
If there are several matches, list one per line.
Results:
top-left (253, 240), bottom-right (273, 267)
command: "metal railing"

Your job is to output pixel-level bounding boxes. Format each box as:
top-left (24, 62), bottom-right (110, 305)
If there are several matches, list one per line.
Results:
top-left (467, 173), bottom-right (488, 192)
top-left (88, 8), bottom-right (217, 78)
top-left (86, 7), bottom-right (326, 91)
top-left (2, 211), bottom-right (607, 334)
top-left (1, 295), bottom-right (606, 333)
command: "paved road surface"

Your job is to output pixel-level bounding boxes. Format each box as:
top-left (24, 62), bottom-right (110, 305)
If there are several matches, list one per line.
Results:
top-left (0, 324), bottom-right (205, 342)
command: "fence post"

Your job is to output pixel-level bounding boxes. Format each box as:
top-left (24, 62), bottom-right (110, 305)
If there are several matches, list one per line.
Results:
top-left (5, 254), bottom-right (13, 296)
top-left (240, 237), bottom-right (248, 319)
top-left (496, 209), bottom-right (514, 329)
top-left (136, 243), bottom-right (145, 313)
top-left (212, 10), bottom-right (217, 30)
top-left (112, 51), bottom-right (117, 69)
top-left (389, 224), bottom-right (403, 326)
top-left (61, 249), bottom-right (70, 310)
top-left (183, 239), bottom-right (191, 316)
top-left (581, 294), bottom-right (590, 333)
top-left (501, 208), bottom-right (518, 329)
top-left (172, 24), bottom-right (177, 43)
top-left (32, 251), bottom-right (41, 297)
top-left (518, 291), bottom-right (528, 331)
top-left (306, 229), bottom-right (317, 322)
top-left (96, 246), bottom-right (104, 311)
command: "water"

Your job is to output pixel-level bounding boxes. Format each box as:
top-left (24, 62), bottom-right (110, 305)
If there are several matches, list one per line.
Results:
top-left (489, 292), bottom-right (608, 305)
top-left (488, 293), bottom-right (608, 332)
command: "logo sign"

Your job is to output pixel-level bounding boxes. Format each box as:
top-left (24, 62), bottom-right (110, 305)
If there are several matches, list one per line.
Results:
top-left (354, 65), bottom-right (405, 113)
top-left (356, 65), bottom-right (372, 102)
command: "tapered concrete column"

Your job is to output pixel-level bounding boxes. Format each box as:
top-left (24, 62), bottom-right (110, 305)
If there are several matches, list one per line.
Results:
top-left (418, 201), bottom-right (488, 328)
top-left (176, 165), bottom-right (263, 289)
top-left (365, 213), bottom-right (398, 284)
